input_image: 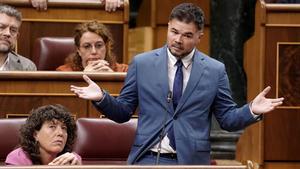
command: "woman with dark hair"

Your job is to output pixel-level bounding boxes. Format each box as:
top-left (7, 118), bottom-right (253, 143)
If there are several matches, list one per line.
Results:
top-left (56, 20), bottom-right (128, 72)
top-left (5, 104), bottom-right (81, 165)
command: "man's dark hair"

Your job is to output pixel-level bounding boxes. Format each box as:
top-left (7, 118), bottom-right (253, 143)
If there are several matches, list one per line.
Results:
top-left (0, 4), bottom-right (22, 22)
top-left (169, 3), bottom-right (205, 30)
top-left (19, 104), bottom-right (77, 164)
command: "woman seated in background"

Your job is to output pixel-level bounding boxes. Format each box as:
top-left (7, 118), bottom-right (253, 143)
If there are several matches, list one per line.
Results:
top-left (5, 104), bottom-right (81, 165)
top-left (56, 20), bottom-right (128, 72)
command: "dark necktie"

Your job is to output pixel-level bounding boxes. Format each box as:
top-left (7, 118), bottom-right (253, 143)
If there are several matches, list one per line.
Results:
top-left (172, 59), bottom-right (183, 109)
top-left (168, 59), bottom-right (183, 150)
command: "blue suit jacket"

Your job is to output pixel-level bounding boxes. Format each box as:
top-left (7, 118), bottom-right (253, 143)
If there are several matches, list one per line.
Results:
top-left (93, 46), bottom-right (258, 164)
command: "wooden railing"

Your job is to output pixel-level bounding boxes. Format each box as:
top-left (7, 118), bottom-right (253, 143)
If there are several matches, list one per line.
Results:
top-left (0, 71), bottom-right (126, 118)
top-left (0, 0), bottom-right (106, 8)
top-left (0, 165), bottom-right (249, 169)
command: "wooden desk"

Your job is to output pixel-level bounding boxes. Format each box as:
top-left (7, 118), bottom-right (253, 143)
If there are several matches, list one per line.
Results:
top-left (0, 165), bottom-right (248, 169)
top-left (0, 71), bottom-right (126, 118)
top-left (0, 0), bottom-right (129, 63)
top-left (237, 1), bottom-right (300, 169)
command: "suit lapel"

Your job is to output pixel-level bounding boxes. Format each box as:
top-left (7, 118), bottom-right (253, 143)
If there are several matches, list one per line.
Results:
top-left (8, 53), bottom-right (23, 70)
top-left (154, 46), bottom-right (174, 113)
top-left (175, 50), bottom-right (206, 113)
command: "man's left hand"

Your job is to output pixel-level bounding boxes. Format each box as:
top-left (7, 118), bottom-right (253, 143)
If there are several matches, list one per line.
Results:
top-left (251, 86), bottom-right (284, 115)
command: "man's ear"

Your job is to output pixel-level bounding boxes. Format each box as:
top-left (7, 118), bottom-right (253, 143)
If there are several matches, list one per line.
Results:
top-left (195, 31), bottom-right (204, 42)
top-left (199, 31), bottom-right (204, 39)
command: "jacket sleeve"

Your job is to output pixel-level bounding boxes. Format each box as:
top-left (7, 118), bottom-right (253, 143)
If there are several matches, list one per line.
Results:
top-left (212, 64), bottom-right (258, 131)
top-left (92, 58), bottom-right (138, 123)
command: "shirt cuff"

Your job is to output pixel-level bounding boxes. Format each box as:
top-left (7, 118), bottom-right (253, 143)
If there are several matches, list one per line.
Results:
top-left (249, 102), bottom-right (262, 120)
top-left (95, 88), bottom-right (106, 103)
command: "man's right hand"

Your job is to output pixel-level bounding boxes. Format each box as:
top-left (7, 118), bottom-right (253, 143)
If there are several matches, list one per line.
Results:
top-left (70, 75), bottom-right (104, 101)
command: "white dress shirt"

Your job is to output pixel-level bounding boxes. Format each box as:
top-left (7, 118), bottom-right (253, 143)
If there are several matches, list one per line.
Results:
top-left (0, 56), bottom-right (9, 71)
top-left (151, 48), bottom-right (195, 153)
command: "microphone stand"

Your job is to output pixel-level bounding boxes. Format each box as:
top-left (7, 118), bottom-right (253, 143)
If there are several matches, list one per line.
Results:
top-left (155, 91), bottom-right (172, 165)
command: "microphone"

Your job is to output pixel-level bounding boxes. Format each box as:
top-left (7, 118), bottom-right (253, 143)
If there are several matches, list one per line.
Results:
top-left (167, 91), bottom-right (172, 104)
top-left (155, 91), bottom-right (172, 164)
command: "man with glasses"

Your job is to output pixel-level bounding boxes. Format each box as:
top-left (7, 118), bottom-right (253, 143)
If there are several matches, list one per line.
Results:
top-left (0, 4), bottom-right (36, 71)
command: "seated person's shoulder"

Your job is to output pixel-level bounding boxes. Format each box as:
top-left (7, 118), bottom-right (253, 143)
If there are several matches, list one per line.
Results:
top-left (9, 52), bottom-right (37, 71)
top-left (5, 147), bottom-right (32, 165)
top-left (56, 63), bottom-right (73, 71)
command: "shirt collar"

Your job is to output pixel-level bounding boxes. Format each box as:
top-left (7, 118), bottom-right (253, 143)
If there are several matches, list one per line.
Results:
top-left (0, 55), bottom-right (9, 71)
top-left (167, 48), bottom-right (195, 69)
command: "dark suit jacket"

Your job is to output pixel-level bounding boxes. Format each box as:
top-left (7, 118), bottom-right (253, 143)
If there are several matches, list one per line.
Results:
top-left (93, 46), bottom-right (258, 164)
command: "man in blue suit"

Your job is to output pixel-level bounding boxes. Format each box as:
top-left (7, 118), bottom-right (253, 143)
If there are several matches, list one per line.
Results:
top-left (71, 3), bottom-right (284, 165)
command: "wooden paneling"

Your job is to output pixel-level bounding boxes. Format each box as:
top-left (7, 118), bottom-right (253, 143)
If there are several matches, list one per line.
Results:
top-left (0, 96), bottom-right (87, 118)
top-left (137, 0), bottom-right (210, 27)
top-left (154, 27), bottom-right (210, 55)
top-left (154, 0), bottom-right (210, 25)
top-left (136, 0), bottom-right (210, 53)
top-left (267, 13), bottom-right (300, 25)
top-left (265, 28), bottom-right (300, 105)
top-left (264, 110), bottom-right (300, 161)
top-left (237, 1), bottom-right (300, 168)
top-left (237, 2), bottom-right (266, 164)
top-left (277, 43), bottom-right (300, 107)
top-left (263, 27), bottom-right (300, 161)
top-left (0, 72), bottom-right (125, 118)
top-left (2, 0), bottom-right (129, 64)
top-left (264, 162), bottom-right (300, 169)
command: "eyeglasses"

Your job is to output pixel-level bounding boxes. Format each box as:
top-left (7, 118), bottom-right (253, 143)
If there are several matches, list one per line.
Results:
top-left (80, 42), bottom-right (105, 52)
top-left (0, 23), bottom-right (19, 37)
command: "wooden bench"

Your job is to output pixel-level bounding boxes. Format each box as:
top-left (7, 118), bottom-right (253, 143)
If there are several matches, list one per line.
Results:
top-left (0, 117), bottom-right (137, 165)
